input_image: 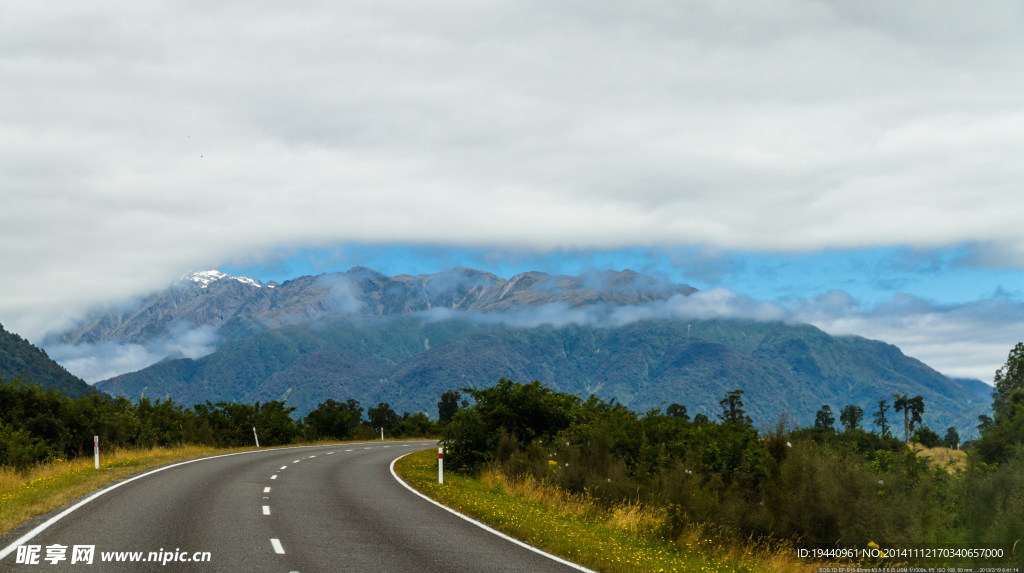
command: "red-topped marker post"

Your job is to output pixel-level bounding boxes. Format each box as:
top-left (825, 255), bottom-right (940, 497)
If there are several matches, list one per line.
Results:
top-left (438, 447), bottom-right (444, 484)
top-left (93, 436), bottom-right (99, 469)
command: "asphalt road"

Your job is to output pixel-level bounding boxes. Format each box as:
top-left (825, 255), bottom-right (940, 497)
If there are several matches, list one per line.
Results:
top-left (0, 441), bottom-right (588, 572)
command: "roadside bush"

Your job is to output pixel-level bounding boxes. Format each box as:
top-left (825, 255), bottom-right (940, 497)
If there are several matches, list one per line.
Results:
top-left (305, 398), bottom-right (363, 440)
top-left (961, 448), bottom-right (1024, 564)
top-left (0, 421), bottom-right (54, 469)
top-left (442, 378), bottom-right (583, 470)
top-left (912, 425), bottom-right (942, 448)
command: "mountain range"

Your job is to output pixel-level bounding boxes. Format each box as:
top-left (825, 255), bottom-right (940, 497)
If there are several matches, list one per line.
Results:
top-left (52, 267), bottom-right (696, 347)
top-left (40, 268), bottom-right (992, 434)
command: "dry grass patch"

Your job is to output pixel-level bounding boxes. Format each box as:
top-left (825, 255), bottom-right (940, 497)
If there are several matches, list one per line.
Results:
top-left (911, 444), bottom-right (968, 472)
top-left (607, 500), bottom-right (666, 537)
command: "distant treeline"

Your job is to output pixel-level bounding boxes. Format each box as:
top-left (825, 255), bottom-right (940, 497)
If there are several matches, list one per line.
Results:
top-left (0, 376), bottom-right (436, 469)
top-left (439, 343), bottom-right (1024, 561)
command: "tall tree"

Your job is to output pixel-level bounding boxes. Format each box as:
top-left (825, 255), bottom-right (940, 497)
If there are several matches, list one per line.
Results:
top-left (873, 400), bottom-right (891, 438)
top-left (718, 389), bottom-right (752, 426)
top-left (839, 405), bottom-right (864, 432)
top-left (974, 343), bottom-right (1024, 463)
top-left (814, 405), bottom-right (836, 431)
top-left (977, 414), bottom-right (993, 434)
top-left (892, 393), bottom-right (924, 444)
top-left (943, 426), bottom-right (960, 449)
top-left (437, 390), bottom-right (464, 425)
top-left (992, 341), bottom-right (1024, 420)
top-left (666, 403), bottom-right (689, 421)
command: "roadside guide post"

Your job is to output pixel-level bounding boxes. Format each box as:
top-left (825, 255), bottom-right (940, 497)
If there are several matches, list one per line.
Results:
top-left (253, 427), bottom-right (260, 448)
top-left (439, 447), bottom-right (444, 484)
top-left (94, 435), bottom-right (99, 469)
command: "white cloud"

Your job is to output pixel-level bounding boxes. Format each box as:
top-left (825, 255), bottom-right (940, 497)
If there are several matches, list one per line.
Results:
top-left (4, 1), bottom-right (1024, 342)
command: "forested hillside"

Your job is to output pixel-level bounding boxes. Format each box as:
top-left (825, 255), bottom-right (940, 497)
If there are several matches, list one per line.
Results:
top-left (97, 316), bottom-right (990, 432)
top-left (0, 323), bottom-right (94, 398)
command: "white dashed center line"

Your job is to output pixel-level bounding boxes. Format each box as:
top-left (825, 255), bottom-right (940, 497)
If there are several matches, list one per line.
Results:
top-left (264, 487), bottom-right (271, 493)
top-left (280, 466), bottom-right (287, 470)
top-left (292, 460), bottom-right (300, 463)
top-left (262, 505), bottom-right (271, 516)
top-left (270, 475), bottom-right (278, 480)
top-left (270, 538), bottom-right (285, 554)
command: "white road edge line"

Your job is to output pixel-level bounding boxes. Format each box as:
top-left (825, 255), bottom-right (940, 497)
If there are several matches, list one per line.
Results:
top-left (389, 452), bottom-right (596, 573)
top-left (271, 538), bottom-right (285, 554)
top-left (0, 441), bottom-right (407, 562)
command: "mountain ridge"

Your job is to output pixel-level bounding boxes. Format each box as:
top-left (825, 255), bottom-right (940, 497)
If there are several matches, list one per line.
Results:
top-left (51, 267), bottom-right (697, 348)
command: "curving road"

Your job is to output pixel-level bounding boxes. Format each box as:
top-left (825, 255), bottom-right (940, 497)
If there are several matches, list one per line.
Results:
top-left (0, 441), bottom-right (587, 572)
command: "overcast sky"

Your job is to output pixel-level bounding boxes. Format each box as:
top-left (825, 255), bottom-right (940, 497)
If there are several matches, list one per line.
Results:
top-left (3, 1), bottom-right (1024, 383)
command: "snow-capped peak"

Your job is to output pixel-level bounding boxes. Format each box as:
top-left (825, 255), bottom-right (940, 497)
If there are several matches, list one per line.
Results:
top-left (185, 270), bottom-right (268, 288)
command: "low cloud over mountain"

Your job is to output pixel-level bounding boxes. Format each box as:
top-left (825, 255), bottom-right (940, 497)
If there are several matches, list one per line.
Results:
top-left (44, 267), bottom-right (1013, 388)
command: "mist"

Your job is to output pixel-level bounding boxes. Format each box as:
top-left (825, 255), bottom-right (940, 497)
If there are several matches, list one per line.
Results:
top-left (314, 273), bottom-right (364, 314)
top-left (46, 323), bottom-right (220, 383)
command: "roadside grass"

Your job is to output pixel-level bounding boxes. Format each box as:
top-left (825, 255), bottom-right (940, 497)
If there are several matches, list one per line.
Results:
top-left (395, 449), bottom-right (820, 573)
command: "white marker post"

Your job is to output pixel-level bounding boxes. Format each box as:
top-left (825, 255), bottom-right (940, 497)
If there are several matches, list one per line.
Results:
top-left (253, 427), bottom-right (260, 448)
top-left (380, 427), bottom-right (384, 441)
top-left (93, 436), bottom-right (99, 470)
top-left (438, 447), bottom-right (444, 484)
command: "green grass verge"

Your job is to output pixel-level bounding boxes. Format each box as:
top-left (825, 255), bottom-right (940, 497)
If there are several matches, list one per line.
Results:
top-left (394, 449), bottom-right (789, 573)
